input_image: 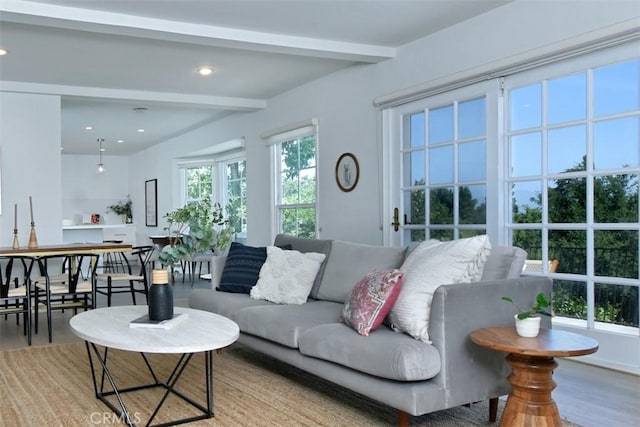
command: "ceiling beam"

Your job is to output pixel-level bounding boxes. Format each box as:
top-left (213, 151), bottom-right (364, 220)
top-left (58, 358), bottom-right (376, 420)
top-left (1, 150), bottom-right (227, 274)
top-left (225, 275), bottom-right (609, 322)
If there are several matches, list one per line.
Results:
top-left (0, 0), bottom-right (396, 63)
top-left (0, 81), bottom-right (267, 111)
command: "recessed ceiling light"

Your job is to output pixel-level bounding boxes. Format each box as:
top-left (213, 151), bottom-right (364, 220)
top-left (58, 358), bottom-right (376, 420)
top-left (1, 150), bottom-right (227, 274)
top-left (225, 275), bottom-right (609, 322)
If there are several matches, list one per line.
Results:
top-left (59, 147), bottom-right (64, 151)
top-left (197, 66), bottom-right (215, 76)
top-left (85, 126), bottom-right (93, 130)
top-left (137, 129), bottom-right (145, 133)
top-left (117, 139), bottom-right (124, 143)
top-left (0, 49), bottom-right (8, 56)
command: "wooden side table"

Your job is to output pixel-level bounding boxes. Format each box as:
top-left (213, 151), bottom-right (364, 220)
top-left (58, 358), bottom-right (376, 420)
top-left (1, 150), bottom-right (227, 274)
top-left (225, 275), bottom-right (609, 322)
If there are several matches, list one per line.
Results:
top-left (470, 327), bottom-right (598, 427)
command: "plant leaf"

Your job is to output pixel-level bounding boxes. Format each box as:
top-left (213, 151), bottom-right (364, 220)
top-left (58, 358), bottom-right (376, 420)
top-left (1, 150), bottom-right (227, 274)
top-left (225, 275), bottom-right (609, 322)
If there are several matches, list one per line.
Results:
top-left (536, 293), bottom-right (550, 308)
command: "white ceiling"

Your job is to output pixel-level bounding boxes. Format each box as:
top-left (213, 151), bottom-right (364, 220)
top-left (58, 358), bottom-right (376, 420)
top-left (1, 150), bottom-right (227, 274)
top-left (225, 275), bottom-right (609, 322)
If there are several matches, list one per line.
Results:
top-left (0, 0), bottom-right (512, 155)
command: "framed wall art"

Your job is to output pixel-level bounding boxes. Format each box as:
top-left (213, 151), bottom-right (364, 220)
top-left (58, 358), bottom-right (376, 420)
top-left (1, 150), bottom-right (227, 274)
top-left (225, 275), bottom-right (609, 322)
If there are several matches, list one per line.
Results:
top-left (335, 152), bottom-right (359, 192)
top-left (145, 179), bottom-right (158, 227)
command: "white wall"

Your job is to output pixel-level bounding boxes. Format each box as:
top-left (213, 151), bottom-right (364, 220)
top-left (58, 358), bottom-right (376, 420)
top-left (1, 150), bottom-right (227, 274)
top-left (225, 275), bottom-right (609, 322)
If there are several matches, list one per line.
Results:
top-left (61, 154), bottom-right (130, 225)
top-left (0, 92), bottom-right (62, 246)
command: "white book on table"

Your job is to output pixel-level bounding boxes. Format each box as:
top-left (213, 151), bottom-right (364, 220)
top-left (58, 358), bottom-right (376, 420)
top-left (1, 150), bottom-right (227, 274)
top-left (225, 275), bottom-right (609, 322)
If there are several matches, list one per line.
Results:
top-left (129, 313), bottom-right (188, 329)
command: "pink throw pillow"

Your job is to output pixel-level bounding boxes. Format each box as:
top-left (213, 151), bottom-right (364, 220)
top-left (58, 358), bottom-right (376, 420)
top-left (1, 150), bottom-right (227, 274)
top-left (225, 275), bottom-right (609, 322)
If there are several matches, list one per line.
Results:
top-left (341, 269), bottom-right (403, 336)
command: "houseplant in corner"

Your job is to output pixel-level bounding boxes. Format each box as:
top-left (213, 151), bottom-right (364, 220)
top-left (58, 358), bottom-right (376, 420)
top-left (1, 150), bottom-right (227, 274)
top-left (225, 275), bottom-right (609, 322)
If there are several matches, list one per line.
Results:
top-left (107, 195), bottom-right (133, 224)
top-left (502, 292), bottom-right (552, 337)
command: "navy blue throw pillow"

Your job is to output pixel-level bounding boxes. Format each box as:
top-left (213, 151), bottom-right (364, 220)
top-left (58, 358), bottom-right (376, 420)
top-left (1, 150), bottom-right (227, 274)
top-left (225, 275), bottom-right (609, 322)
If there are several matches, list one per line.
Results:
top-left (217, 242), bottom-right (267, 294)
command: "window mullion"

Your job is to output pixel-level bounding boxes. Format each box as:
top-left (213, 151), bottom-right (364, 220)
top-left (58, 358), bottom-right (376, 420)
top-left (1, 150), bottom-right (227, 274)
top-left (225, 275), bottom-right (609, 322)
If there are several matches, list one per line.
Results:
top-left (453, 100), bottom-right (460, 239)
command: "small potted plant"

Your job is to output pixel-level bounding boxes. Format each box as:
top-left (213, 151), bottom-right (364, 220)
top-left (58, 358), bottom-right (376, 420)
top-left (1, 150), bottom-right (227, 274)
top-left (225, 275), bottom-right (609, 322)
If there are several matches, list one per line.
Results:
top-left (107, 195), bottom-right (133, 224)
top-left (501, 292), bottom-right (552, 337)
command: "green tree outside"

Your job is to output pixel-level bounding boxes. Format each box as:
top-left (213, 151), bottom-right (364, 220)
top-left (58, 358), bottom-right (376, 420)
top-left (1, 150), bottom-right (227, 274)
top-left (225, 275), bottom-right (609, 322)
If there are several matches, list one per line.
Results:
top-left (226, 160), bottom-right (247, 235)
top-left (512, 157), bottom-right (638, 327)
top-left (407, 154), bottom-right (638, 327)
top-left (280, 135), bottom-right (317, 238)
top-left (408, 180), bottom-right (486, 241)
top-left (186, 166), bottom-right (213, 201)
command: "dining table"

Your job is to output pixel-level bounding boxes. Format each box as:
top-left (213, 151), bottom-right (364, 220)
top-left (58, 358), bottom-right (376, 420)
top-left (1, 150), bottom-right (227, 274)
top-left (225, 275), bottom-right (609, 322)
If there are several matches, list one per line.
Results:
top-left (0, 242), bottom-right (133, 258)
top-left (0, 242), bottom-right (133, 288)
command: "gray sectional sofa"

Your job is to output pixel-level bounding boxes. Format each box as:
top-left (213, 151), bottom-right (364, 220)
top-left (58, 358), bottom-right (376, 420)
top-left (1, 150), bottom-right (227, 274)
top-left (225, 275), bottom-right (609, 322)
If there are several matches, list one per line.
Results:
top-left (188, 234), bottom-right (552, 425)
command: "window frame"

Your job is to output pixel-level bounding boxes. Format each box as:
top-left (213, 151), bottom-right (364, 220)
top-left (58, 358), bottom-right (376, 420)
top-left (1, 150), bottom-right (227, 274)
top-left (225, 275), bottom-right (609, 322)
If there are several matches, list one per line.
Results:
top-left (503, 46), bottom-right (639, 334)
top-left (177, 151), bottom-right (248, 238)
top-left (178, 160), bottom-right (214, 206)
top-left (217, 153), bottom-right (247, 240)
top-left (383, 80), bottom-right (500, 247)
top-left (382, 40), bottom-right (639, 369)
top-left (265, 120), bottom-right (319, 239)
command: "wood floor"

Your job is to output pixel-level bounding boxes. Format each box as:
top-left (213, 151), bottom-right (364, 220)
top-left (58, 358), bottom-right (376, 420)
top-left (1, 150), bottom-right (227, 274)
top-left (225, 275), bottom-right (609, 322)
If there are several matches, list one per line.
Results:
top-left (1, 276), bottom-right (638, 427)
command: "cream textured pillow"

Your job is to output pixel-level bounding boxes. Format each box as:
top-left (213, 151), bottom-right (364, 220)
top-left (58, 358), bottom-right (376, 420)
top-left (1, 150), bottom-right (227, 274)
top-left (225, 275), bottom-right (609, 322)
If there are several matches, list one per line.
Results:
top-left (388, 235), bottom-right (492, 343)
top-left (250, 246), bottom-right (326, 304)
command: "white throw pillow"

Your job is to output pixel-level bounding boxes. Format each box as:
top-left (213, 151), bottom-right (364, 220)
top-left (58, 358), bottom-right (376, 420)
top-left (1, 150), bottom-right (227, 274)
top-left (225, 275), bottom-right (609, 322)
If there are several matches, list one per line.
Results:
top-left (250, 246), bottom-right (326, 304)
top-left (388, 235), bottom-right (492, 343)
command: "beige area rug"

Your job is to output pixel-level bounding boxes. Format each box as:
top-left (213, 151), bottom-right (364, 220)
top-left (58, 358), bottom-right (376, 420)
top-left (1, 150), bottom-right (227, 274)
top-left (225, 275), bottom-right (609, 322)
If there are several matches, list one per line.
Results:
top-left (0, 343), bottom-right (581, 426)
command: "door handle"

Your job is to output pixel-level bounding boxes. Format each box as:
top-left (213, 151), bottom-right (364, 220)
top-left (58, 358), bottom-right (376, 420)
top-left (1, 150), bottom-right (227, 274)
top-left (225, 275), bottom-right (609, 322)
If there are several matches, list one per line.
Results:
top-left (392, 207), bottom-right (400, 232)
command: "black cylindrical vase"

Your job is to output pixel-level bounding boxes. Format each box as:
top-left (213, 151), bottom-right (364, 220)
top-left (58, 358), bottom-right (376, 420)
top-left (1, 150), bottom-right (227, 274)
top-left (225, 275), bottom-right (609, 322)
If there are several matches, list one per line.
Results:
top-left (149, 269), bottom-right (173, 321)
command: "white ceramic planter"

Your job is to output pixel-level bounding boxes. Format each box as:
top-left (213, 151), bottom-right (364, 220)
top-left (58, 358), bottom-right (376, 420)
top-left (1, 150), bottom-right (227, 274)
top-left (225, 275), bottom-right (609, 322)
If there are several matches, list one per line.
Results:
top-left (514, 315), bottom-right (541, 337)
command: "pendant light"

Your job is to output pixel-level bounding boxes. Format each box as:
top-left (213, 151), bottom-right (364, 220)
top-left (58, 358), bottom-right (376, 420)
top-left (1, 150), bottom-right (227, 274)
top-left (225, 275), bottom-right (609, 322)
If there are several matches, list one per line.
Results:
top-left (97, 138), bottom-right (105, 173)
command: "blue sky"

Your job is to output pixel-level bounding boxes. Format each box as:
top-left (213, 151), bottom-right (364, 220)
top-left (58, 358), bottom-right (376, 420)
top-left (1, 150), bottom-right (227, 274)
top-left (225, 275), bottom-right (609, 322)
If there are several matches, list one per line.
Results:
top-left (405, 58), bottom-right (639, 213)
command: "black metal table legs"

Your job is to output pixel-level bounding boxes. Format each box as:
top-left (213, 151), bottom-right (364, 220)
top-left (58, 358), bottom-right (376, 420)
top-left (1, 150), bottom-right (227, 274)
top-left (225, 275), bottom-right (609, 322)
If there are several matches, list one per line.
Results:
top-left (84, 341), bottom-right (214, 427)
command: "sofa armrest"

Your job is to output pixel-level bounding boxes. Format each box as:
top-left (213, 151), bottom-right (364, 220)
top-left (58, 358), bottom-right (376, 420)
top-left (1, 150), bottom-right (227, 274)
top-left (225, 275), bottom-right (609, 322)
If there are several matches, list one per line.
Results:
top-left (209, 255), bottom-right (227, 290)
top-left (428, 276), bottom-right (552, 404)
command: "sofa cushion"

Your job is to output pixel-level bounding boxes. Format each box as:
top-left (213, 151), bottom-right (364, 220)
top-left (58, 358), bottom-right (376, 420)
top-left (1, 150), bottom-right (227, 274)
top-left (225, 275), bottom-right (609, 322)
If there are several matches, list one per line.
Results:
top-left (389, 235), bottom-right (492, 343)
top-left (317, 240), bottom-right (407, 303)
top-left (341, 269), bottom-right (403, 336)
top-left (234, 301), bottom-right (342, 348)
top-left (187, 288), bottom-right (273, 321)
top-left (273, 234), bottom-right (332, 299)
top-left (298, 323), bottom-right (441, 381)
top-left (481, 246), bottom-right (527, 281)
top-left (218, 242), bottom-right (267, 294)
top-left (250, 246), bottom-right (326, 304)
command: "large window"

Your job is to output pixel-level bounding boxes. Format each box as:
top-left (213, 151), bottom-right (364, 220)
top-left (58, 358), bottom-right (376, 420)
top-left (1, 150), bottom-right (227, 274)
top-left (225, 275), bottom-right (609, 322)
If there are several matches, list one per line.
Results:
top-left (401, 94), bottom-right (489, 242)
top-left (179, 155), bottom-right (247, 239)
top-left (385, 42), bottom-right (639, 336)
top-left (276, 135), bottom-right (317, 238)
top-left (265, 121), bottom-right (318, 238)
top-left (506, 57), bottom-right (639, 330)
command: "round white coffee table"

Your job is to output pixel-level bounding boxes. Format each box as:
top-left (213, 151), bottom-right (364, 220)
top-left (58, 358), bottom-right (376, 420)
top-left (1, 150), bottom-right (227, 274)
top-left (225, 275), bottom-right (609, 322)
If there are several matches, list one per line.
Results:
top-left (70, 305), bottom-right (239, 426)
